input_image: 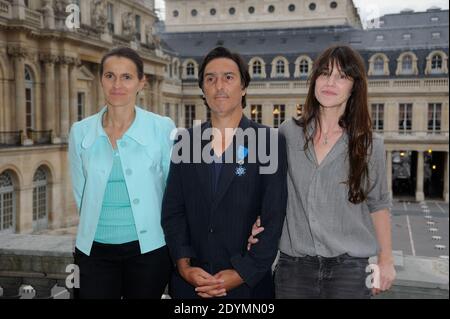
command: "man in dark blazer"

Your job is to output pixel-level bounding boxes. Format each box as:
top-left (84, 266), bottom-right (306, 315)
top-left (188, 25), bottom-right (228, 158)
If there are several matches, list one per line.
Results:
top-left (162, 47), bottom-right (287, 299)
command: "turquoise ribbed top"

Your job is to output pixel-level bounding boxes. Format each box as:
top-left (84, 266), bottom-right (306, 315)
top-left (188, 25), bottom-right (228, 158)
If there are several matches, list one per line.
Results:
top-left (94, 149), bottom-right (139, 244)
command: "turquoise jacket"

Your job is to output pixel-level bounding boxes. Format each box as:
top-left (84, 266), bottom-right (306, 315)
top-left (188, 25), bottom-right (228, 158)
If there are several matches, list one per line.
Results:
top-left (68, 106), bottom-right (175, 255)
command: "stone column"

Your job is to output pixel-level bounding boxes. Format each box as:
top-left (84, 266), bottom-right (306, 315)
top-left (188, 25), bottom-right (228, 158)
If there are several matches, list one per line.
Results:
top-left (69, 58), bottom-right (80, 127)
top-left (386, 150), bottom-right (393, 199)
top-left (16, 186), bottom-right (34, 233)
top-left (262, 102), bottom-right (273, 127)
top-left (8, 46), bottom-right (32, 145)
top-left (416, 151), bottom-right (425, 202)
top-left (95, 64), bottom-right (104, 111)
top-left (40, 53), bottom-right (59, 142)
top-left (58, 56), bottom-right (70, 142)
top-left (155, 76), bottom-right (164, 115)
top-left (444, 151), bottom-right (449, 203)
top-left (148, 75), bottom-right (156, 112)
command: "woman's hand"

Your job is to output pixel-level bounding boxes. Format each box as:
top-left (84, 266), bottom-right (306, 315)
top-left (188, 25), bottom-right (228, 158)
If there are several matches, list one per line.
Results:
top-left (247, 216), bottom-right (264, 251)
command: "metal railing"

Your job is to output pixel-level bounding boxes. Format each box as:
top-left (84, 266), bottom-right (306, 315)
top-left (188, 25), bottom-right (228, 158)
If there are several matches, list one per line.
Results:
top-left (374, 130), bottom-right (449, 136)
top-left (0, 131), bottom-right (22, 147)
top-left (26, 129), bottom-right (52, 145)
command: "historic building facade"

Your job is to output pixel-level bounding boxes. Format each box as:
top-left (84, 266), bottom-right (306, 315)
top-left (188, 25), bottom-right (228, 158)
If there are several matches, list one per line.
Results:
top-left (160, 0), bottom-right (449, 204)
top-left (0, 0), bottom-right (169, 234)
top-left (0, 0), bottom-right (448, 235)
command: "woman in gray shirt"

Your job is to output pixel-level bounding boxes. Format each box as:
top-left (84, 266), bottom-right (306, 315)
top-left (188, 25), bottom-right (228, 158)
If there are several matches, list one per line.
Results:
top-left (250, 45), bottom-right (396, 298)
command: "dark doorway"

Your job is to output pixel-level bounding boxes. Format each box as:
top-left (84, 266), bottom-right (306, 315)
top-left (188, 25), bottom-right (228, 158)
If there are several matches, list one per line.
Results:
top-left (392, 151), bottom-right (416, 198)
top-left (424, 151), bottom-right (445, 199)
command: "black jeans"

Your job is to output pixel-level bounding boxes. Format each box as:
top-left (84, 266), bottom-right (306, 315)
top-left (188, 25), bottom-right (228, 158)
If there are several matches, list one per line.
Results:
top-left (74, 241), bottom-right (172, 299)
top-left (274, 252), bottom-right (371, 299)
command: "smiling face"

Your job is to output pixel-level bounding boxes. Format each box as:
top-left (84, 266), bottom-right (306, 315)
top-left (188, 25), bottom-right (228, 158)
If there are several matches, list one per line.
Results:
top-left (101, 56), bottom-right (145, 109)
top-left (202, 57), bottom-right (246, 116)
top-left (314, 62), bottom-right (354, 109)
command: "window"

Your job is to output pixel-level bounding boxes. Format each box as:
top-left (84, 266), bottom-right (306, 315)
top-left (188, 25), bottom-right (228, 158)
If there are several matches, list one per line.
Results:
top-left (248, 6), bottom-right (255, 14)
top-left (165, 103), bottom-right (171, 117)
top-left (276, 60), bottom-right (285, 76)
top-left (210, 8), bottom-right (216, 15)
top-left (431, 16), bottom-right (439, 22)
top-left (374, 56), bottom-right (384, 75)
top-left (229, 7), bottom-right (236, 15)
top-left (431, 54), bottom-right (443, 72)
top-left (288, 4), bottom-right (296, 12)
top-left (191, 9), bottom-right (198, 17)
top-left (376, 35), bottom-right (384, 41)
top-left (175, 104), bottom-right (179, 127)
top-left (251, 105), bottom-right (262, 124)
top-left (25, 67), bottom-right (34, 132)
top-left (173, 61), bottom-right (179, 77)
top-left (398, 103), bottom-right (412, 133)
top-left (77, 92), bottom-right (85, 121)
top-left (309, 3), bottom-right (316, 11)
top-left (135, 15), bottom-right (141, 41)
top-left (330, 1), bottom-right (338, 9)
top-left (299, 59), bottom-right (309, 76)
top-left (33, 167), bottom-right (48, 231)
top-left (253, 60), bottom-right (262, 76)
top-left (173, 10), bottom-right (179, 17)
top-left (402, 55), bottom-right (413, 73)
top-left (428, 103), bottom-right (441, 132)
top-left (107, 3), bottom-right (114, 33)
top-left (371, 103), bottom-right (384, 131)
top-left (273, 104), bottom-right (285, 128)
top-left (0, 171), bottom-right (15, 233)
top-left (432, 32), bottom-right (441, 39)
top-left (186, 62), bottom-right (195, 77)
top-left (268, 5), bottom-right (275, 13)
top-left (403, 33), bottom-right (411, 40)
top-left (185, 104), bottom-right (196, 128)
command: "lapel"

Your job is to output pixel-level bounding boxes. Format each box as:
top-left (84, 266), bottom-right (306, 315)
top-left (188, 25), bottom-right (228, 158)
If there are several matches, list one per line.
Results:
top-left (194, 122), bottom-right (213, 208)
top-left (212, 115), bottom-right (252, 208)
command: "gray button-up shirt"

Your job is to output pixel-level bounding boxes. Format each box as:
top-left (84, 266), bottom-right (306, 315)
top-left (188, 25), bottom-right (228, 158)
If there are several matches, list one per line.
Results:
top-left (279, 118), bottom-right (391, 258)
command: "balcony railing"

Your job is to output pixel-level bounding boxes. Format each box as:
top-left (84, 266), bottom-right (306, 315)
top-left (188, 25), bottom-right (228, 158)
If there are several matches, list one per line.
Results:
top-left (0, 131), bottom-right (22, 147)
top-left (27, 129), bottom-right (52, 145)
top-left (374, 130), bottom-right (449, 138)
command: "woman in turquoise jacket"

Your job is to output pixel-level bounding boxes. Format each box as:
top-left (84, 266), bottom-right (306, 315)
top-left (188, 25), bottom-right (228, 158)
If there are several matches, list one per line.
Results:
top-left (69, 47), bottom-right (175, 299)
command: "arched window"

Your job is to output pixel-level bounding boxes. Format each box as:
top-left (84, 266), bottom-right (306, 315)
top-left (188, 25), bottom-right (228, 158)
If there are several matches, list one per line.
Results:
top-left (299, 59), bottom-right (309, 76)
top-left (402, 54), bottom-right (413, 72)
top-left (276, 60), bottom-right (285, 75)
top-left (33, 167), bottom-right (49, 231)
top-left (374, 57), bottom-right (384, 74)
top-left (396, 52), bottom-right (418, 75)
top-left (186, 62), bottom-right (195, 77)
top-left (253, 60), bottom-right (262, 75)
top-left (0, 171), bottom-right (15, 233)
top-left (425, 51), bottom-right (448, 75)
top-left (25, 66), bottom-right (34, 132)
top-left (431, 54), bottom-right (443, 72)
top-left (173, 60), bottom-right (179, 77)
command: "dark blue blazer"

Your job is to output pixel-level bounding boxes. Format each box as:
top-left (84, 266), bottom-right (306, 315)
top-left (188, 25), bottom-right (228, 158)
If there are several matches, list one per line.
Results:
top-left (161, 115), bottom-right (287, 298)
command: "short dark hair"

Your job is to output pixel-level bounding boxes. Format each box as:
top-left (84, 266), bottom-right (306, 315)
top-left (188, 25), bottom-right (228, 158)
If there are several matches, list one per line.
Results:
top-left (198, 46), bottom-right (251, 108)
top-left (100, 47), bottom-right (144, 80)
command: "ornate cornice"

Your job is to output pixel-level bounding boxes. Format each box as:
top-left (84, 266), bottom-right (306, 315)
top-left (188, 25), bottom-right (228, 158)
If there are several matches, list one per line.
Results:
top-left (7, 46), bottom-right (28, 58)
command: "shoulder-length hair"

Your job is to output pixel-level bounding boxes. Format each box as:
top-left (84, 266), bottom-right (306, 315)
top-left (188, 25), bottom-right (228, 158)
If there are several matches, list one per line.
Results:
top-left (295, 45), bottom-right (373, 204)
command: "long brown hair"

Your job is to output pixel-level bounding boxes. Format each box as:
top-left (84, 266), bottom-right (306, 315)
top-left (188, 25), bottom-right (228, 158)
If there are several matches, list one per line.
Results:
top-left (295, 45), bottom-right (373, 204)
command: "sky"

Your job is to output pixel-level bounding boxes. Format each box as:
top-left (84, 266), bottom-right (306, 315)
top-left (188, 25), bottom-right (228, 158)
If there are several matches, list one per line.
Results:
top-left (154, 0), bottom-right (449, 24)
